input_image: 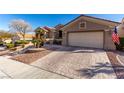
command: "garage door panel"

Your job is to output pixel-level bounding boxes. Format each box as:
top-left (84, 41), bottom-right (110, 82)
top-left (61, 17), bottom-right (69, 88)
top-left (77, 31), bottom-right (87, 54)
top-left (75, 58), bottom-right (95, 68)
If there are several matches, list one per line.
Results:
top-left (68, 32), bottom-right (103, 48)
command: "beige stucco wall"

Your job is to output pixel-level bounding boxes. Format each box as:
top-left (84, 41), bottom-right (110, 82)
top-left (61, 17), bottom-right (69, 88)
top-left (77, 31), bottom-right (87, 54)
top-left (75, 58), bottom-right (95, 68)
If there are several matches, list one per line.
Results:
top-left (62, 18), bottom-right (116, 50)
top-left (104, 31), bottom-right (116, 50)
top-left (62, 31), bottom-right (68, 45)
top-left (62, 19), bottom-right (109, 46)
top-left (63, 19), bottom-right (109, 32)
top-left (117, 24), bottom-right (124, 37)
top-left (118, 29), bottom-right (124, 37)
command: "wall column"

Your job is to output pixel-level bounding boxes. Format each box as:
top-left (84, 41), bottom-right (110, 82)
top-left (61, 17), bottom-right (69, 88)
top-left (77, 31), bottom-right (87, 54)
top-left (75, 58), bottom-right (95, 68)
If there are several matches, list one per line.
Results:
top-left (62, 30), bottom-right (68, 46)
top-left (104, 29), bottom-right (116, 50)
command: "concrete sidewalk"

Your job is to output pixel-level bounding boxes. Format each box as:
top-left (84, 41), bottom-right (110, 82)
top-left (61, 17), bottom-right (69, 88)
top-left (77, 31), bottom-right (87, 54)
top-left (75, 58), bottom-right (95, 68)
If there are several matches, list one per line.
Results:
top-left (0, 56), bottom-right (68, 79)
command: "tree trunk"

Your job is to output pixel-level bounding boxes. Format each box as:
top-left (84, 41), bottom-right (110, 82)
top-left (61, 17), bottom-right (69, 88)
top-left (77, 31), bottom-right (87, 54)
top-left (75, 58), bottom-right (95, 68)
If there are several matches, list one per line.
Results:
top-left (23, 34), bottom-right (25, 40)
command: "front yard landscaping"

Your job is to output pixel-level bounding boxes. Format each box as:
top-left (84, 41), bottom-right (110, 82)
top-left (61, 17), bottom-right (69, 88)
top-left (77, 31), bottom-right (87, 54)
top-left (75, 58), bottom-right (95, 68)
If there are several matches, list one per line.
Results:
top-left (11, 46), bottom-right (59, 64)
top-left (106, 51), bottom-right (124, 79)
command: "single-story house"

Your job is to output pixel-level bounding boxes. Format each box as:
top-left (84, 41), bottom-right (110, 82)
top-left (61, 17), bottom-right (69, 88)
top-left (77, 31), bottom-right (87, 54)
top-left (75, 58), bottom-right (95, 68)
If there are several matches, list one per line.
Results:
top-left (54, 24), bottom-right (64, 39)
top-left (34, 26), bottom-right (55, 44)
top-left (36, 25), bottom-right (64, 44)
top-left (61, 15), bottom-right (124, 50)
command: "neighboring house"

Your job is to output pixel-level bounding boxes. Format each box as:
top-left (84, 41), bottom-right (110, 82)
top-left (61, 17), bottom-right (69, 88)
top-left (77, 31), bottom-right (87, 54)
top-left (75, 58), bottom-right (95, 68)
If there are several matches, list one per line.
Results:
top-left (43, 25), bottom-right (64, 40)
top-left (61, 15), bottom-right (122, 50)
top-left (54, 24), bottom-right (64, 39)
top-left (34, 26), bottom-right (56, 44)
top-left (37, 26), bottom-right (64, 44)
top-left (43, 26), bottom-right (55, 40)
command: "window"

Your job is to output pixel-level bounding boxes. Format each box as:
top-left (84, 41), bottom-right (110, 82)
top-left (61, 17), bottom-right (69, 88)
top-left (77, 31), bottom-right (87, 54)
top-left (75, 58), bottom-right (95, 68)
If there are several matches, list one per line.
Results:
top-left (79, 22), bottom-right (86, 29)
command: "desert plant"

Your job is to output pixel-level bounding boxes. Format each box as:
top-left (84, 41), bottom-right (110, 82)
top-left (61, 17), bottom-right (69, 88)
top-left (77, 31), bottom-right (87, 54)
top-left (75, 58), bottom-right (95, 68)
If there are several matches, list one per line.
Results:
top-left (32, 38), bottom-right (44, 48)
top-left (120, 37), bottom-right (124, 46)
top-left (33, 27), bottom-right (46, 48)
top-left (21, 44), bottom-right (25, 48)
top-left (6, 43), bottom-right (15, 49)
top-left (114, 38), bottom-right (124, 50)
top-left (53, 39), bottom-right (62, 45)
top-left (0, 41), bottom-right (4, 46)
top-left (15, 40), bottom-right (29, 45)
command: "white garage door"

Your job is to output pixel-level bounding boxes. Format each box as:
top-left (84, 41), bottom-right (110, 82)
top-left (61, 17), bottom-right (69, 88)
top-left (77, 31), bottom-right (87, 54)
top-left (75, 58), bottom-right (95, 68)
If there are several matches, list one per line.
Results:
top-left (68, 32), bottom-right (104, 49)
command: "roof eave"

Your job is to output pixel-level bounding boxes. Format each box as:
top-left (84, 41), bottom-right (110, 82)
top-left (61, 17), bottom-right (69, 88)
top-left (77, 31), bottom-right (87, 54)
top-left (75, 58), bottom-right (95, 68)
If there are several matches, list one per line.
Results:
top-left (61, 15), bottom-right (121, 30)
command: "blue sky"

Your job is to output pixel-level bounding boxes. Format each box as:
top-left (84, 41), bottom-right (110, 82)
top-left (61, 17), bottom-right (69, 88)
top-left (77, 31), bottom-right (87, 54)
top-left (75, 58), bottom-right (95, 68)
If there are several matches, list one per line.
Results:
top-left (0, 14), bottom-right (124, 32)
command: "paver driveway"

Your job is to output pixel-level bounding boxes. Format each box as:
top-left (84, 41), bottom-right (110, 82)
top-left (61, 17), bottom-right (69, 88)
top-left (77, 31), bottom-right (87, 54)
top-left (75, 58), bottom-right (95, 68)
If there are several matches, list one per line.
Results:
top-left (0, 56), bottom-right (67, 79)
top-left (31, 47), bottom-right (117, 79)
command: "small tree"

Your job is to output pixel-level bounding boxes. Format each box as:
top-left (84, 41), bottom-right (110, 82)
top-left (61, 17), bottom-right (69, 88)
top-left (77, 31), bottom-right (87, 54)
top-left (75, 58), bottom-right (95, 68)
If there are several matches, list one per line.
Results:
top-left (33, 27), bottom-right (46, 48)
top-left (9, 19), bottom-right (32, 40)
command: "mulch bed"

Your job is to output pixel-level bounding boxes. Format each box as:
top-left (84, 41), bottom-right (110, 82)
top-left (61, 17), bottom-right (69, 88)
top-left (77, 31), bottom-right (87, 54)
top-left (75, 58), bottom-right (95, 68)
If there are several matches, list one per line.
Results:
top-left (106, 51), bottom-right (124, 79)
top-left (11, 47), bottom-right (59, 64)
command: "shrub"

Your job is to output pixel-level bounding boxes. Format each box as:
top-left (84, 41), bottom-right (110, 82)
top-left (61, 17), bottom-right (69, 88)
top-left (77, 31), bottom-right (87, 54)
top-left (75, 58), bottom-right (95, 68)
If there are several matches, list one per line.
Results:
top-left (21, 44), bottom-right (25, 48)
top-left (6, 43), bottom-right (14, 49)
top-left (53, 39), bottom-right (62, 45)
top-left (120, 37), bottom-right (124, 46)
top-left (0, 41), bottom-right (4, 46)
top-left (31, 39), bottom-right (37, 44)
top-left (15, 40), bottom-right (29, 45)
top-left (115, 37), bottom-right (124, 50)
top-left (32, 39), bottom-right (44, 48)
top-left (26, 40), bottom-right (32, 42)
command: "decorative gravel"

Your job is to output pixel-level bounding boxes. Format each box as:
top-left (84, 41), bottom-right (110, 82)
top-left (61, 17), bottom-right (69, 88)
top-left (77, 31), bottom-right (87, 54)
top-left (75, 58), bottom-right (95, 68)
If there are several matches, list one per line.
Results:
top-left (11, 47), bottom-right (59, 64)
top-left (106, 51), bottom-right (124, 79)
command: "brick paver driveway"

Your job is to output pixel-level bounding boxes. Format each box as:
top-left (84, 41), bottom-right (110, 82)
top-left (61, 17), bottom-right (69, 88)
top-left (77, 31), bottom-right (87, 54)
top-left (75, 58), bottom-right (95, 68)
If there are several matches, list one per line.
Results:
top-left (0, 56), bottom-right (67, 79)
top-left (31, 47), bottom-right (116, 79)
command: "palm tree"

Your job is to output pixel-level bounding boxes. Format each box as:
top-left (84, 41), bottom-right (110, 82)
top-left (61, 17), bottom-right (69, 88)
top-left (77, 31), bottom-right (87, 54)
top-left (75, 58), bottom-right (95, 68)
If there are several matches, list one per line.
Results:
top-left (33, 27), bottom-right (46, 48)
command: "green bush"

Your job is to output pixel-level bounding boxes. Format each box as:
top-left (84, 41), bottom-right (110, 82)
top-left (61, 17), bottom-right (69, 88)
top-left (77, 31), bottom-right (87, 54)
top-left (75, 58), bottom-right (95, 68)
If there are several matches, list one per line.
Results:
top-left (116, 37), bottom-right (124, 50)
top-left (21, 44), bottom-right (25, 48)
top-left (32, 39), bottom-right (44, 48)
top-left (26, 40), bottom-right (32, 42)
top-left (6, 43), bottom-right (14, 49)
top-left (15, 40), bottom-right (29, 45)
top-left (31, 39), bottom-right (37, 44)
top-left (53, 39), bottom-right (62, 45)
top-left (120, 37), bottom-right (124, 46)
top-left (0, 41), bottom-right (4, 45)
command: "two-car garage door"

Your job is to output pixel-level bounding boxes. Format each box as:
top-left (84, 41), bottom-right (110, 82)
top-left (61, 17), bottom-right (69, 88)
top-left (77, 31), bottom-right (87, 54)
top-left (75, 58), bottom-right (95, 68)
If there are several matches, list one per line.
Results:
top-left (68, 31), bottom-right (104, 49)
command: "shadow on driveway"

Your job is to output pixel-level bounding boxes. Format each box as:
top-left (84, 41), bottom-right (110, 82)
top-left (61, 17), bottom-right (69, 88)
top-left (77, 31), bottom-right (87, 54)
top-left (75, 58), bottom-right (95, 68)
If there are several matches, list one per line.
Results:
top-left (76, 62), bottom-right (124, 79)
top-left (44, 45), bottom-right (105, 53)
